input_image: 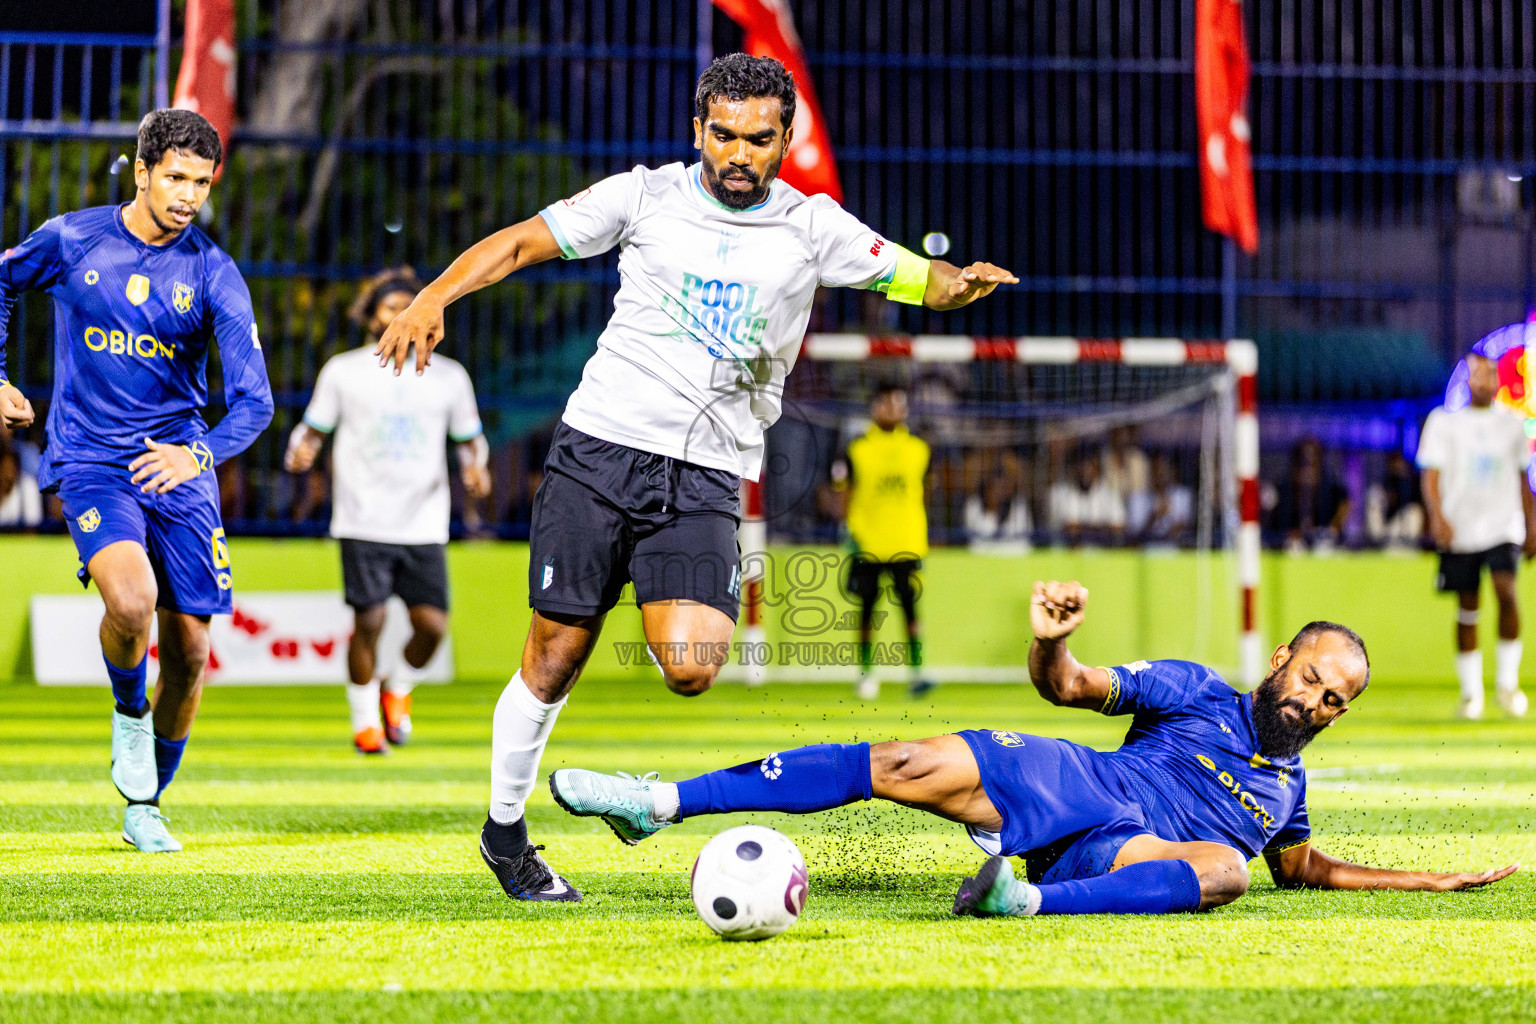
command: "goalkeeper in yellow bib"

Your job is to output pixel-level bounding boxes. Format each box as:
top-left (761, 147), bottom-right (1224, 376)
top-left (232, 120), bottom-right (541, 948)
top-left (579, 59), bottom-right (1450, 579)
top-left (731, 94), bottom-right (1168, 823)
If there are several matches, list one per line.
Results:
top-left (374, 53), bottom-right (1017, 900)
top-left (831, 385), bottom-right (933, 698)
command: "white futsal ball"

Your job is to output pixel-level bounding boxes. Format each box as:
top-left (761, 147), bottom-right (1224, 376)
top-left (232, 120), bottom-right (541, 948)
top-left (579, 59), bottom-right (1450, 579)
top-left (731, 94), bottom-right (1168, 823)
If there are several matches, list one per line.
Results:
top-left (690, 824), bottom-right (808, 941)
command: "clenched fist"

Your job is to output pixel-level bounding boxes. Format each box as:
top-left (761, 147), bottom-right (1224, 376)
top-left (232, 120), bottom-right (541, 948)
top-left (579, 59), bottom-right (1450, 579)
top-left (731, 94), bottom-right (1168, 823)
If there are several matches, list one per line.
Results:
top-left (1031, 580), bottom-right (1088, 640)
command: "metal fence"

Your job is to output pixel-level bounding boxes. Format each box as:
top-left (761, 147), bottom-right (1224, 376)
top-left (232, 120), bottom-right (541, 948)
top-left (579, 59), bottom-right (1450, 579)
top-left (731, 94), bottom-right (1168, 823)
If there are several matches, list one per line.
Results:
top-left (2, 0), bottom-right (1533, 533)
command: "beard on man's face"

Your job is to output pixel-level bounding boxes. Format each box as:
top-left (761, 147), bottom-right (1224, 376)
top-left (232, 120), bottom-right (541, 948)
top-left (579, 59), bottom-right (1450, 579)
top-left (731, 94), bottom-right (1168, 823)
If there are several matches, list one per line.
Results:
top-left (1251, 664), bottom-right (1326, 758)
top-left (702, 156), bottom-right (774, 210)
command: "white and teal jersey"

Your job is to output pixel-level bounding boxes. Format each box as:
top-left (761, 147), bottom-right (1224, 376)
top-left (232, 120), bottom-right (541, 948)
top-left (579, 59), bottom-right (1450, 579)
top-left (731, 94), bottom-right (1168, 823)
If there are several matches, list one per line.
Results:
top-left (540, 162), bottom-right (923, 479)
top-left (303, 346), bottom-right (483, 545)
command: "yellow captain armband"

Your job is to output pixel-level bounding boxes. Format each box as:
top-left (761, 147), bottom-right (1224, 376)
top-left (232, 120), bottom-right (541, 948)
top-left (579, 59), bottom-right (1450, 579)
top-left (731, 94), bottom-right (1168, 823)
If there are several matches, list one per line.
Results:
top-left (876, 243), bottom-right (930, 306)
top-left (1098, 667), bottom-right (1121, 715)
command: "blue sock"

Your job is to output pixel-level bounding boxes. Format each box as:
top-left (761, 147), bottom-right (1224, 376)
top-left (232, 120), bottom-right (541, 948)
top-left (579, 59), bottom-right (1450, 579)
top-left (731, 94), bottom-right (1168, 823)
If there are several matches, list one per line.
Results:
top-left (677, 743), bottom-right (872, 818)
top-left (105, 654), bottom-right (149, 718)
top-left (154, 732), bottom-right (188, 798)
top-left (1036, 859), bottom-right (1203, 915)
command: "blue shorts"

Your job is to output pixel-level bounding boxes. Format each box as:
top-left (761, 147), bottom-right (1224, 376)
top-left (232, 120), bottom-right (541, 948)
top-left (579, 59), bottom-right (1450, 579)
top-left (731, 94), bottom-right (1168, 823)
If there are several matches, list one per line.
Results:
top-left (958, 728), bottom-right (1151, 883)
top-left (57, 464), bottom-right (232, 616)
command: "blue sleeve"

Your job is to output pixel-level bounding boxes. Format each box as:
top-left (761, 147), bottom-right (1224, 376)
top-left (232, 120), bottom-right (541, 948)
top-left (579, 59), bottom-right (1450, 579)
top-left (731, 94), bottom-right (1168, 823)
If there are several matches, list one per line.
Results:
top-left (0, 219), bottom-right (67, 383)
top-left (200, 260), bottom-right (274, 463)
top-left (1099, 659), bottom-right (1203, 716)
top-left (1263, 790), bottom-right (1310, 855)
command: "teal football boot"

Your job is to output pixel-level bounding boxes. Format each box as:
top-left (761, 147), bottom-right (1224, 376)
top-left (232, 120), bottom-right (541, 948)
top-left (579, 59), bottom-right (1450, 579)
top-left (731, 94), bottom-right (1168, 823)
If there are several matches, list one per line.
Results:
top-left (952, 855), bottom-right (1041, 917)
top-left (548, 769), bottom-right (673, 845)
top-left (123, 804), bottom-right (183, 853)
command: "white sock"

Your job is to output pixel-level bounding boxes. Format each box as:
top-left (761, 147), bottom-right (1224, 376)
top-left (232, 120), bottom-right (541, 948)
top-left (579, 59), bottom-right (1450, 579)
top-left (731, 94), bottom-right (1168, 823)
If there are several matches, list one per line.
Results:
top-left (652, 782), bottom-right (681, 823)
top-left (347, 679), bottom-right (383, 732)
top-left (489, 671), bottom-right (565, 824)
top-left (385, 659), bottom-right (420, 696)
top-left (1456, 650), bottom-right (1484, 701)
top-left (1496, 640), bottom-right (1522, 693)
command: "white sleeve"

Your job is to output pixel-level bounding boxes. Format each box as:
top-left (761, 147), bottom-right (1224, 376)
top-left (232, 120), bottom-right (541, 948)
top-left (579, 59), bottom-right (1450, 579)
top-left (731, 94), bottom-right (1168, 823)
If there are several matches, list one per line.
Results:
top-left (810, 198), bottom-right (899, 290)
top-left (303, 359), bottom-right (342, 433)
top-left (448, 364), bottom-right (484, 442)
top-left (1416, 410), bottom-right (1446, 469)
top-left (539, 168), bottom-right (642, 260)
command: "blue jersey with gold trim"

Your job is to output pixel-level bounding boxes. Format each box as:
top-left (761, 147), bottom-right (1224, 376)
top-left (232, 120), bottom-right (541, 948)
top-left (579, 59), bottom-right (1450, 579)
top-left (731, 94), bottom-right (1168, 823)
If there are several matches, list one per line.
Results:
top-left (1098, 659), bottom-right (1311, 858)
top-left (0, 205), bottom-right (273, 489)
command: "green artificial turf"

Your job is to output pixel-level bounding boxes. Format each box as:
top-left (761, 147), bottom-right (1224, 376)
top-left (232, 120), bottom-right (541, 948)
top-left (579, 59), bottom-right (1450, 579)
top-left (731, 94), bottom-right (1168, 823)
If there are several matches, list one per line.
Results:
top-left (1, 675), bottom-right (1532, 1023)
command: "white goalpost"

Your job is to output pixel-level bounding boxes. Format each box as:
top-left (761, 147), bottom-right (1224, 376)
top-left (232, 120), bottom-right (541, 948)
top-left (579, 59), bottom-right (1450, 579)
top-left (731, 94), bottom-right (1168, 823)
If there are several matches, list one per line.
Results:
top-left (736, 335), bottom-right (1261, 688)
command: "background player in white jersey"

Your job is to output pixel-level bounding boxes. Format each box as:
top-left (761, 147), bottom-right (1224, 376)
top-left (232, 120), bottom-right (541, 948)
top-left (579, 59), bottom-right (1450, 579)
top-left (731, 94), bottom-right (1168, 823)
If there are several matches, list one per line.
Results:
top-left (1419, 351), bottom-right (1536, 719)
top-left (375, 53), bottom-right (1017, 901)
top-left (284, 268), bottom-right (489, 753)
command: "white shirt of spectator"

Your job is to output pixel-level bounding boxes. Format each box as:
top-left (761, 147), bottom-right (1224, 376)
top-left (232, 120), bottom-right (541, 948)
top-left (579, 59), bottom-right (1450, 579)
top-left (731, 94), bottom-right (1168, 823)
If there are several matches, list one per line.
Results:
top-left (539, 163), bottom-right (899, 479)
top-left (302, 346), bottom-right (483, 546)
top-left (1049, 481), bottom-right (1127, 532)
top-left (1417, 405), bottom-right (1532, 552)
top-left (964, 493), bottom-right (1033, 548)
top-left (1127, 485), bottom-right (1192, 540)
top-left (0, 469), bottom-right (41, 526)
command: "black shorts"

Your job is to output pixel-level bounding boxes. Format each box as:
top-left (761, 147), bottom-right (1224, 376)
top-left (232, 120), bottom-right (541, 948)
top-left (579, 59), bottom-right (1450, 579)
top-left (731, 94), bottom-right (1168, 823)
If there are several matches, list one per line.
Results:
top-left (340, 538), bottom-right (450, 611)
top-left (528, 422), bottom-right (742, 620)
top-left (846, 556), bottom-right (923, 612)
top-left (1437, 543), bottom-right (1520, 593)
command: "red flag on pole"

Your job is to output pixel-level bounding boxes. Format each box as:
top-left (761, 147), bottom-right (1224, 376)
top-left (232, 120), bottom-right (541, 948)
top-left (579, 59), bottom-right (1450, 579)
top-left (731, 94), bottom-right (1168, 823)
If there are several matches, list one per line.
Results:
top-left (1196, 0), bottom-right (1258, 254)
top-left (172, 0), bottom-right (237, 174)
top-left (711, 0), bottom-right (843, 201)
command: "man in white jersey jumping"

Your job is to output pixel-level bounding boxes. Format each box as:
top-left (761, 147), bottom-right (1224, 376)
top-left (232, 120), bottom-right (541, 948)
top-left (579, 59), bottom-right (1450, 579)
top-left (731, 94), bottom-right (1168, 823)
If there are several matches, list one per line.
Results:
top-left (375, 54), bottom-right (1017, 901)
top-left (1419, 349), bottom-right (1536, 719)
top-left (285, 267), bottom-right (490, 752)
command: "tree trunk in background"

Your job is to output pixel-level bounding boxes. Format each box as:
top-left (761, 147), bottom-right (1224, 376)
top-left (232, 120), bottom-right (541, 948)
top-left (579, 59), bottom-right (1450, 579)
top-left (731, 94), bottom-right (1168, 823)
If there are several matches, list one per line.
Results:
top-left (247, 0), bottom-right (369, 137)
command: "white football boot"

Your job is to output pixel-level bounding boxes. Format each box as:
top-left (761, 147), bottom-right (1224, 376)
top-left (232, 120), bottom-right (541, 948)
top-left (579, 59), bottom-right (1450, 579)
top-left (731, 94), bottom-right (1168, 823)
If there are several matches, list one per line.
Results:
top-left (110, 709), bottom-right (158, 802)
top-left (1495, 686), bottom-right (1529, 718)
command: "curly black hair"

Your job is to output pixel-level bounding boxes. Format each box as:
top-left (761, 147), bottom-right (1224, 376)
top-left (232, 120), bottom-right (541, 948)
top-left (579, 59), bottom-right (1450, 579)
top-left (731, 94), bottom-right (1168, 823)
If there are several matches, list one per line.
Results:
top-left (136, 108), bottom-right (222, 171)
top-left (694, 53), bottom-right (797, 132)
top-left (348, 267), bottom-right (423, 327)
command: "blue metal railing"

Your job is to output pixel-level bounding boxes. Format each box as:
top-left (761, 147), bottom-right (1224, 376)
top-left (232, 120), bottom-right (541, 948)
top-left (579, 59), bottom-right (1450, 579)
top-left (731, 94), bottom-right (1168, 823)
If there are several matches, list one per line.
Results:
top-left (3, 0), bottom-right (1534, 534)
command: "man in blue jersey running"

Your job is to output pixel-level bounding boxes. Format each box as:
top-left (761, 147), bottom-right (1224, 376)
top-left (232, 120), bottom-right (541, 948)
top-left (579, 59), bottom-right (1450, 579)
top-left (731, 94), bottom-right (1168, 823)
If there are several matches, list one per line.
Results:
top-left (551, 579), bottom-right (1518, 913)
top-left (0, 110), bottom-right (273, 852)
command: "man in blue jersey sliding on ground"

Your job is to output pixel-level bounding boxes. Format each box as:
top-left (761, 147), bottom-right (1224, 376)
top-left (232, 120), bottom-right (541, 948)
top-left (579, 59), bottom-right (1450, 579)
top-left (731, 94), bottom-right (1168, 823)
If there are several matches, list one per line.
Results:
top-left (0, 109), bottom-right (273, 852)
top-left (552, 579), bottom-right (1518, 914)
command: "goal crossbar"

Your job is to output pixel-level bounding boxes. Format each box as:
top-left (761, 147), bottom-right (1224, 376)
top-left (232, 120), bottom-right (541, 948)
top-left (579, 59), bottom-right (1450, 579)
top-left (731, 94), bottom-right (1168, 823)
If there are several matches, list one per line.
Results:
top-left (740, 335), bottom-right (1262, 687)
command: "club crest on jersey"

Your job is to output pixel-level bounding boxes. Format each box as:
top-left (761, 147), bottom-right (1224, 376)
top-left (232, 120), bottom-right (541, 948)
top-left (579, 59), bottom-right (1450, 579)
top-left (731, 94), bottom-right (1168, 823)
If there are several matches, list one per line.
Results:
top-left (991, 730), bottom-right (1025, 747)
top-left (76, 507), bottom-right (101, 533)
top-left (84, 270), bottom-right (99, 285)
top-left (173, 282), bottom-right (195, 313)
top-left (125, 274), bottom-right (150, 306)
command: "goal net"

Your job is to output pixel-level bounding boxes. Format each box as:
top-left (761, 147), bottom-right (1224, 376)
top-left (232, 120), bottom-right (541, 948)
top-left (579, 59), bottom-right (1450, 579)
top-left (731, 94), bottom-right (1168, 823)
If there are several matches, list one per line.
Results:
top-left (734, 335), bottom-right (1260, 688)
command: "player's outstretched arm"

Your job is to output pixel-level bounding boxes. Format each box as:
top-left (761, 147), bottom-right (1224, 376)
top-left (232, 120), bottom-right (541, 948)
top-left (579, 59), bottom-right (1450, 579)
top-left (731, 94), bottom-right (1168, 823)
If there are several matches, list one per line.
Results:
top-left (375, 215), bottom-right (564, 376)
top-left (922, 260), bottom-right (1019, 311)
top-left (1027, 579), bottom-right (1114, 710)
top-left (283, 423), bottom-right (326, 474)
top-left (1265, 842), bottom-right (1519, 892)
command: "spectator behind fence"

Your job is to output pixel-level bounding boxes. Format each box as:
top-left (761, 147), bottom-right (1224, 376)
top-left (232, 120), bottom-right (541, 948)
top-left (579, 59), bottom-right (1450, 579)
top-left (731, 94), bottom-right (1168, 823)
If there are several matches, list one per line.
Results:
top-left (1273, 437), bottom-right (1350, 552)
top-left (1049, 450), bottom-right (1125, 546)
top-left (1102, 424), bottom-right (1150, 504)
top-left (1365, 450), bottom-right (1425, 550)
top-left (965, 469), bottom-right (1033, 552)
top-left (1127, 453), bottom-right (1192, 545)
top-left (0, 427), bottom-right (41, 526)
